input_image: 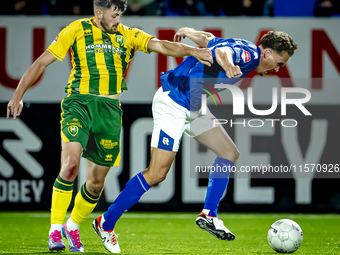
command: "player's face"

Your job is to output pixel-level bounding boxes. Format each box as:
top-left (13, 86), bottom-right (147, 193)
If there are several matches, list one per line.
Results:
top-left (256, 49), bottom-right (289, 76)
top-left (100, 6), bottom-right (122, 34)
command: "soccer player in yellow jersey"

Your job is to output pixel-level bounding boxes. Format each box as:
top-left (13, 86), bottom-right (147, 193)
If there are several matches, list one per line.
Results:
top-left (6, 0), bottom-right (213, 252)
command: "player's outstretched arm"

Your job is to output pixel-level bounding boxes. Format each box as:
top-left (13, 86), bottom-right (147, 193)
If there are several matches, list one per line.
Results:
top-left (173, 27), bottom-right (215, 48)
top-left (147, 38), bottom-right (213, 67)
top-left (215, 47), bottom-right (243, 78)
top-left (7, 50), bottom-right (57, 119)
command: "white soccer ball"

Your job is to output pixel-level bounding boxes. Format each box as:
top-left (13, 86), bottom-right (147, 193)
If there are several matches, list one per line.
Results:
top-left (267, 219), bottom-right (303, 253)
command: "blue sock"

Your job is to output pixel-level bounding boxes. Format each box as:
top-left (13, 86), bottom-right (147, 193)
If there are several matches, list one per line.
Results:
top-left (203, 157), bottom-right (233, 217)
top-left (103, 171), bottom-right (151, 230)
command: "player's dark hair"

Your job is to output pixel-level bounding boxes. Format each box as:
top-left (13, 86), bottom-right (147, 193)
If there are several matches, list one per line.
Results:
top-left (259, 31), bottom-right (298, 57)
top-left (94, 0), bottom-right (127, 12)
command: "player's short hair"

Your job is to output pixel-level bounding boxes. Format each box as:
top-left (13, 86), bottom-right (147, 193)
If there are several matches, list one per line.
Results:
top-left (94, 0), bottom-right (127, 12)
top-left (259, 31), bottom-right (298, 57)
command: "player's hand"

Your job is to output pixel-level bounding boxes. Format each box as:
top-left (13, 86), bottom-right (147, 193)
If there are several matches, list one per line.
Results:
top-left (194, 48), bottom-right (213, 67)
top-left (224, 65), bottom-right (243, 78)
top-left (174, 27), bottom-right (195, 42)
top-left (7, 99), bottom-right (23, 119)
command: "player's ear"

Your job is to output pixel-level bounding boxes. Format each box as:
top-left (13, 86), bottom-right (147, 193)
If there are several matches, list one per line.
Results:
top-left (95, 8), bottom-right (102, 19)
top-left (263, 48), bottom-right (272, 59)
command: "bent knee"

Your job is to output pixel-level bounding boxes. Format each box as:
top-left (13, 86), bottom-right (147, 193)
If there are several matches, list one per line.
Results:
top-left (86, 181), bottom-right (104, 196)
top-left (228, 148), bottom-right (240, 162)
top-left (60, 160), bottom-right (80, 181)
top-left (217, 148), bottom-right (240, 163)
top-left (149, 172), bottom-right (168, 186)
top-left (233, 149), bottom-right (240, 162)
top-left (145, 167), bottom-right (169, 187)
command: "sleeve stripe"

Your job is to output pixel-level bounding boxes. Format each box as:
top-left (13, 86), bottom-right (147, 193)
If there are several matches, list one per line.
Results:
top-left (143, 35), bottom-right (155, 54)
top-left (47, 48), bottom-right (64, 61)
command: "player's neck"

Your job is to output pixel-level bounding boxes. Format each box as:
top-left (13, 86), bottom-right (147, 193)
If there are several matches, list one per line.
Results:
top-left (255, 46), bottom-right (264, 74)
top-left (92, 17), bottom-right (103, 32)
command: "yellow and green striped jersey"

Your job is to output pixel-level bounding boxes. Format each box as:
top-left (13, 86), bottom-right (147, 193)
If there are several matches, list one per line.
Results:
top-left (47, 17), bottom-right (154, 95)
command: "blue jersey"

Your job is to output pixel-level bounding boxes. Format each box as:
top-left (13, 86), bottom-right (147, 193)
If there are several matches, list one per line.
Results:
top-left (160, 37), bottom-right (261, 110)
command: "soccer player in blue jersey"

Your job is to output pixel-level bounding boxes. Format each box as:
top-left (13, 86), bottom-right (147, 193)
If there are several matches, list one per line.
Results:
top-left (93, 27), bottom-right (298, 252)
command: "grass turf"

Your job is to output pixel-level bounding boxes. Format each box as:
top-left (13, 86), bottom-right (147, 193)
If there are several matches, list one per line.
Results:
top-left (0, 212), bottom-right (339, 254)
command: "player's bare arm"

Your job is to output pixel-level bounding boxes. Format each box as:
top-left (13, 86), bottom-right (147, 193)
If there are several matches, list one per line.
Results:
top-left (147, 38), bottom-right (213, 67)
top-left (215, 47), bottom-right (243, 78)
top-left (173, 27), bottom-right (215, 48)
top-left (7, 50), bottom-right (57, 119)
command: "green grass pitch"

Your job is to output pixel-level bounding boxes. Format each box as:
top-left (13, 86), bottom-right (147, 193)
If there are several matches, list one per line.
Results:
top-left (0, 212), bottom-right (339, 254)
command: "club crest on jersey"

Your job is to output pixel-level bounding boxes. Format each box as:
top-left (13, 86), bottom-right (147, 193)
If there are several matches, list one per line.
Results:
top-left (241, 50), bottom-right (251, 62)
top-left (115, 35), bottom-right (125, 46)
top-left (52, 35), bottom-right (59, 44)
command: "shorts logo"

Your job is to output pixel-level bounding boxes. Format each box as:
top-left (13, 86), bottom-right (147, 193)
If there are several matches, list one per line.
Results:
top-left (100, 139), bottom-right (118, 149)
top-left (105, 154), bottom-right (113, 161)
top-left (162, 137), bottom-right (169, 146)
top-left (158, 130), bottom-right (174, 151)
top-left (241, 50), bottom-right (251, 62)
top-left (68, 126), bottom-right (78, 136)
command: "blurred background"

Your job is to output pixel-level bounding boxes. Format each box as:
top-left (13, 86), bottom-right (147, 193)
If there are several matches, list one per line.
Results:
top-left (1, 0), bottom-right (340, 16)
top-left (0, 0), bottom-right (339, 214)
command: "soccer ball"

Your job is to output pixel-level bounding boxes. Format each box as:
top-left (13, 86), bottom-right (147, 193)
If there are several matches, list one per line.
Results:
top-left (267, 219), bottom-right (303, 253)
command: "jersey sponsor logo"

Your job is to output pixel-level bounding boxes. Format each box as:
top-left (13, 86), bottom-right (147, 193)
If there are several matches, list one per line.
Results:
top-left (241, 50), bottom-right (251, 62)
top-left (52, 35), bottom-right (59, 44)
top-left (68, 125), bottom-right (78, 136)
top-left (85, 43), bottom-right (126, 56)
